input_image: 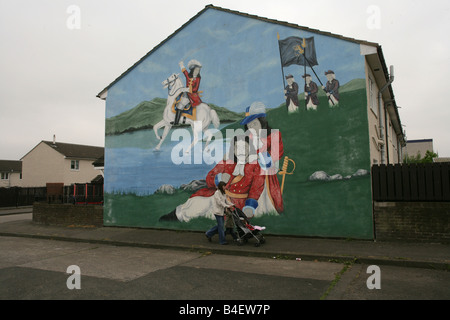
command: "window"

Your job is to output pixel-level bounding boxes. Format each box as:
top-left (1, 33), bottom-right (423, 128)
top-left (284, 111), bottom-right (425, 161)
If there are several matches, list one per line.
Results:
top-left (1, 172), bottom-right (9, 180)
top-left (71, 160), bottom-right (79, 171)
top-left (368, 76), bottom-right (377, 116)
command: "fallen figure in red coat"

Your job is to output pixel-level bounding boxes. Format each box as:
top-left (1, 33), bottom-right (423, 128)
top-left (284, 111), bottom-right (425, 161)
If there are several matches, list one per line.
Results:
top-left (159, 133), bottom-right (283, 222)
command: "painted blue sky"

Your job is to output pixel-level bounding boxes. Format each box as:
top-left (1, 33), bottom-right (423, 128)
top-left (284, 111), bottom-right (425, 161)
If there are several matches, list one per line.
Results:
top-left (106, 8), bottom-right (366, 118)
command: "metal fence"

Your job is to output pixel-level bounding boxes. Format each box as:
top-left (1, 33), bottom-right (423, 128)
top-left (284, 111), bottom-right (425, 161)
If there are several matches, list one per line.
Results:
top-left (372, 163), bottom-right (450, 201)
top-left (67, 183), bottom-right (103, 205)
top-left (0, 187), bottom-right (46, 207)
top-left (0, 183), bottom-right (103, 207)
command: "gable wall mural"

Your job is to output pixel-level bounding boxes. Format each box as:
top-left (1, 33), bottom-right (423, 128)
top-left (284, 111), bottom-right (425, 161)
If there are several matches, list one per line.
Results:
top-left (103, 8), bottom-right (374, 239)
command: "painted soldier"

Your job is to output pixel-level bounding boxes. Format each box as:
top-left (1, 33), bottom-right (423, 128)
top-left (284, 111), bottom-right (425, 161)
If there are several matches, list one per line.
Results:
top-left (322, 70), bottom-right (340, 106)
top-left (159, 136), bottom-right (266, 222)
top-left (284, 74), bottom-right (299, 113)
top-left (172, 59), bottom-right (203, 125)
top-left (205, 136), bottom-right (266, 218)
top-left (240, 102), bottom-right (284, 214)
top-left (303, 73), bottom-right (319, 110)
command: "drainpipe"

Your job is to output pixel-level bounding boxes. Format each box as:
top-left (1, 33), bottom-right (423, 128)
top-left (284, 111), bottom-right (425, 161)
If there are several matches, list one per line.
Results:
top-left (397, 134), bottom-right (403, 163)
top-left (378, 65), bottom-right (394, 165)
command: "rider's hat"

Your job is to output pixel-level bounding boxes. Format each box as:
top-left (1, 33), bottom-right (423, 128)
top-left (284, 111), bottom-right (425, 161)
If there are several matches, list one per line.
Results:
top-left (187, 59), bottom-right (202, 70)
top-left (240, 101), bottom-right (267, 125)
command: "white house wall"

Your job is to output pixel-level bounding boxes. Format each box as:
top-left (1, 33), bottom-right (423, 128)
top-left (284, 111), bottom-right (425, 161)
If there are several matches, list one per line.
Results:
top-left (21, 142), bottom-right (99, 187)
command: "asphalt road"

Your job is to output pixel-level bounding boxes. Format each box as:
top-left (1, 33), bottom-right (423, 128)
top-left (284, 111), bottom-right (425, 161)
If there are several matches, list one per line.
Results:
top-left (1, 235), bottom-right (449, 304)
top-left (1, 210), bottom-right (449, 309)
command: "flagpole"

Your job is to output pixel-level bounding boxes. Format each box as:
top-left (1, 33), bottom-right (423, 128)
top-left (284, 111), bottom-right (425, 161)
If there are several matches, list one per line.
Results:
top-left (303, 52), bottom-right (307, 111)
top-left (304, 56), bottom-right (322, 86)
top-left (277, 33), bottom-right (287, 110)
top-left (302, 38), bottom-right (307, 110)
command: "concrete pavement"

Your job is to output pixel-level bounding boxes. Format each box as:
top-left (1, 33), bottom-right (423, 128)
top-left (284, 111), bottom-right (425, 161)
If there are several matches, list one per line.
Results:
top-left (0, 206), bottom-right (32, 216)
top-left (0, 208), bottom-right (448, 271)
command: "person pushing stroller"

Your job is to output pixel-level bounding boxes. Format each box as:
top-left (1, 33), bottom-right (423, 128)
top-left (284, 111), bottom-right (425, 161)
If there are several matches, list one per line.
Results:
top-left (205, 182), bottom-right (234, 245)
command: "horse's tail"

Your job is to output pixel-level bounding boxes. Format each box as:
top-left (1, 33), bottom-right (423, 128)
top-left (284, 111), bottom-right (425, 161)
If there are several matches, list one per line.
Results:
top-left (210, 109), bottom-right (220, 129)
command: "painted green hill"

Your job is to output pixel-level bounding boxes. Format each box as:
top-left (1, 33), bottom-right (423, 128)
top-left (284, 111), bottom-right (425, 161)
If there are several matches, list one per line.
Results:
top-left (105, 98), bottom-right (244, 135)
top-left (339, 78), bottom-right (365, 93)
top-left (105, 79), bottom-right (366, 135)
top-left (106, 98), bottom-right (166, 135)
top-left (218, 78), bottom-right (366, 133)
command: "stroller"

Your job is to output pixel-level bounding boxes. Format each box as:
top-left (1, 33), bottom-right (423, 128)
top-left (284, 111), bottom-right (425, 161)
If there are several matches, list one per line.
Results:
top-left (230, 207), bottom-right (266, 247)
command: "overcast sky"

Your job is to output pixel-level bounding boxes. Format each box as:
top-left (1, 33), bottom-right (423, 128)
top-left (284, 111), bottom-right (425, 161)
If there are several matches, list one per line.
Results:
top-left (1, 0), bottom-right (449, 160)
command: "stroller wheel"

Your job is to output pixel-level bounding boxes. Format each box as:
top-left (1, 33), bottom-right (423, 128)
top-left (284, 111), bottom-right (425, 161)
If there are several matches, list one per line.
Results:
top-left (254, 242), bottom-right (260, 247)
top-left (236, 239), bottom-right (244, 246)
top-left (260, 237), bottom-right (266, 244)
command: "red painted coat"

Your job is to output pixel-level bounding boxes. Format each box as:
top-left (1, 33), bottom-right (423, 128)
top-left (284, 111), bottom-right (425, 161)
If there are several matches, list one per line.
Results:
top-left (190, 161), bottom-right (265, 210)
top-left (191, 131), bottom-right (285, 214)
top-left (256, 131), bottom-right (284, 213)
top-left (182, 69), bottom-right (202, 107)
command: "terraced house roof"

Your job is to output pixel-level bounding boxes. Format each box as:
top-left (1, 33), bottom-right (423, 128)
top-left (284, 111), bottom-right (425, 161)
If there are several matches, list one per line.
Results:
top-left (0, 160), bottom-right (22, 173)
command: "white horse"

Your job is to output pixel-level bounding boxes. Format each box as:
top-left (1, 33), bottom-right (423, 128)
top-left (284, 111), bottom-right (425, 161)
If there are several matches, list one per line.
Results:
top-left (153, 73), bottom-right (220, 152)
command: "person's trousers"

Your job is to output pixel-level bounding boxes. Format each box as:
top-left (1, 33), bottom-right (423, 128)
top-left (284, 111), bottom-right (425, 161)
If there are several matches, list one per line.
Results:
top-left (206, 214), bottom-right (226, 244)
top-left (225, 228), bottom-right (237, 240)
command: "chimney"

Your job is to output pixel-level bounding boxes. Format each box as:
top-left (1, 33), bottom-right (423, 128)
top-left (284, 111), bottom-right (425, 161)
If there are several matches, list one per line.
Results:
top-left (53, 135), bottom-right (56, 145)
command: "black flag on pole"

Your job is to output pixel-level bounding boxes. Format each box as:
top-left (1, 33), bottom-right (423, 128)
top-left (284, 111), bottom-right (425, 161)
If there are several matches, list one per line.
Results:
top-left (278, 36), bottom-right (318, 67)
